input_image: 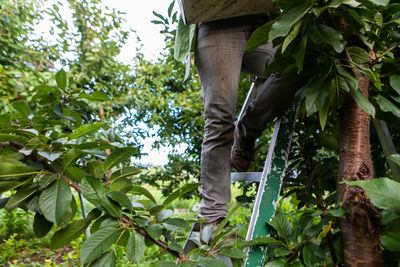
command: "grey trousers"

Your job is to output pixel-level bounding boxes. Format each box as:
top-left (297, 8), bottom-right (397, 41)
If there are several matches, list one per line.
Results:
top-left (195, 19), bottom-right (297, 222)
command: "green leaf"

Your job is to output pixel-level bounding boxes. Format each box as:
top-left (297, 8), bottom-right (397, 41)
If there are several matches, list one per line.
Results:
top-left (389, 154), bottom-right (400, 166)
top-left (51, 218), bottom-right (92, 248)
top-left (146, 224), bottom-right (163, 240)
top-left (215, 205), bottom-right (240, 234)
top-left (0, 158), bottom-right (37, 178)
top-left (53, 148), bottom-right (84, 172)
top-left (344, 178), bottom-right (400, 211)
top-left (80, 91), bottom-right (111, 101)
top-left (163, 218), bottom-right (190, 232)
top-left (246, 21), bottom-right (273, 51)
top-left (305, 75), bottom-right (330, 116)
top-left (55, 69), bottom-right (67, 90)
top-left (87, 160), bottom-right (105, 179)
top-left (0, 133), bottom-right (29, 143)
top-left (81, 176), bottom-right (108, 204)
top-left (293, 35), bottom-right (307, 71)
top-left (107, 191), bottom-right (132, 210)
top-left (0, 114), bottom-right (10, 129)
top-left (33, 212), bottom-right (53, 238)
top-left (163, 183), bottom-right (200, 207)
top-left (197, 257), bottom-right (228, 267)
top-left (101, 196), bottom-right (122, 218)
top-left (58, 196), bottom-right (77, 228)
top-left (37, 151), bottom-right (62, 162)
top-left (150, 204), bottom-right (164, 215)
top-left (391, 95), bottom-right (400, 105)
top-left (211, 227), bottom-right (237, 247)
top-left (110, 177), bottom-right (132, 193)
top-left (89, 252), bottom-right (116, 267)
top-left (168, 241), bottom-right (183, 253)
top-left (12, 100), bottom-right (31, 116)
top-left (116, 230), bottom-right (130, 246)
top-left (265, 259), bottom-right (288, 267)
top-left (64, 166), bottom-right (86, 183)
top-left (0, 181), bottom-right (21, 194)
top-left (269, 2), bottom-right (312, 41)
top-left (80, 227), bottom-right (120, 266)
top-left (126, 232), bottom-right (145, 263)
top-left (5, 183), bottom-right (39, 210)
top-left (158, 209), bottom-right (173, 221)
top-left (282, 20), bottom-right (302, 53)
top-left (309, 24), bottom-right (344, 53)
top-left (219, 248), bottom-right (246, 259)
top-left (168, 1), bottom-right (174, 17)
top-left (366, 0), bottom-right (389, 6)
top-left (381, 234), bottom-right (400, 251)
top-left (200, 225), bottom-right (213, 244)
top-left (350, 85), bottom-right (376, 117)
top-left (130, 185), bottom-right (156, 203)
top-left (241, 236), bottom-right (282, 247)
top-left (343, 0), bottom-right (362, 7)
top-left (268, 213), bottom-right (293, 239)
top-left (110, 167), bottom-right (141, 181)
top-left (302, 242), bottom-right (325, 266)
top-left (374, 95), bottom-right (400, 117)
top-left (319, 90), bottom-right (330, 130)
top-left (336, 65), bottom-right (357, 89)
top-left (374, 12), bottom-right (383, 27)
top-left (91, 217), bottom-right (119, 234)
top-left (103, 147), bottom-right (137, 171)
top-left (155, 261), bottom-right (176, 267)
top-left (347, 46), bottom-right (370, 64)
top-left (39, 179), bottom-right (72, 225)
top-left (390, 75), bottom-right (400, 95)
top-left (350, 61), bottom-right (377, 82)
top-left (328, 208), bottom-right (346, 218)
top-left (319, 133), bottom-right (339, 151)
top-left (134, 217), bottom-right (150, 227)
top-left (67, 122), bottom-right (106, 141)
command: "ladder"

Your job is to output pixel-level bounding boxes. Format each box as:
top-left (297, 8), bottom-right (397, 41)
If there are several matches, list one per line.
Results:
top-left (182, 79), bottom-right (299, 266)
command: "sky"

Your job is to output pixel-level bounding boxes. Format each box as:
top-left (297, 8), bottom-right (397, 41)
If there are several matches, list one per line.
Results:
top-left (103, 0), bottom-right (174, 62)
top-left (102, 0), bottom-right (181, 166)
top-left (36, 0), bottom-right (182, 166)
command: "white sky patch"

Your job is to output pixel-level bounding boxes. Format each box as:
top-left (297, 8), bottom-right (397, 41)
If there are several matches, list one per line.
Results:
top-left (103, 0), bottom-right (182, 166)
top-left (33, 0), bottom-right (184, 166)
top-left (103, 0), bottom-right (173, 62)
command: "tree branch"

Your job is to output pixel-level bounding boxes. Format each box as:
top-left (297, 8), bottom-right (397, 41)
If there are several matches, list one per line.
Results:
top-left (2, 141), bottom-right (186, 261)
top-left (377, 41), bottom-right (400, 60)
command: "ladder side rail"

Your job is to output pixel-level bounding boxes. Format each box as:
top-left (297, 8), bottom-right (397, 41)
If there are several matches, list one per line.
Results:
top-left (245, 116), bottom-right (282, 241)
top-left (244, 102), bottom-right (299, 267)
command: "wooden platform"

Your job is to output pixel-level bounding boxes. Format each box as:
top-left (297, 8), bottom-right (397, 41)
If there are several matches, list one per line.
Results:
top-left (177, 0), bottom-right (276, 25)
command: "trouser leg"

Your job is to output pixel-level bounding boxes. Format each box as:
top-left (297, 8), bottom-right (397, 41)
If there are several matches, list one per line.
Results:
top-left (239, 43), bottom-right (298, 139)
top-left (195, 24), bottom-right (247, 222)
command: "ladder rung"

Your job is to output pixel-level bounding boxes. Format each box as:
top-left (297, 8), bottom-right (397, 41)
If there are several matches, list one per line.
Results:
top-left (231, 172), bottom-right (262, 183)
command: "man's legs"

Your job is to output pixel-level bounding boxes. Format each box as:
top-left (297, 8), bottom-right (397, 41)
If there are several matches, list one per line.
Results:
top-left (195, 23), bottom-right (248, 222)
top-left (232, 42), bottom-right (298, 170)
top-left (239, 73), bottom-right (298, 139)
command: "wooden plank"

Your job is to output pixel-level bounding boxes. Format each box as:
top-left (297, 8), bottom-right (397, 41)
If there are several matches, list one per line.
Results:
top-left (177, 0), bottom-right (276, 25)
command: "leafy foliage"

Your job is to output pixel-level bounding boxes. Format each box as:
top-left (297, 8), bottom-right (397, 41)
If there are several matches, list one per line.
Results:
top-left (1, 0), bottom-right (400, 265)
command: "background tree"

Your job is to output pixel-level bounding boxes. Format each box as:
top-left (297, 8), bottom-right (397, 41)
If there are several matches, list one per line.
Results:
top-left (1, 0), bottom-right (400, 266)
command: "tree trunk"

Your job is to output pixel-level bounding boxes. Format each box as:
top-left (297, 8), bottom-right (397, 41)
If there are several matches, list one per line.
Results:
top-left (338, 66), bottom-right (383, 266)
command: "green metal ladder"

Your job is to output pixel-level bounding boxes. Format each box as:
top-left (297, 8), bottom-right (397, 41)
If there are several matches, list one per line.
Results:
top-left (182, 80), bottom-right (299, 266)
top-left (240, 100), bottom-right (298, 266)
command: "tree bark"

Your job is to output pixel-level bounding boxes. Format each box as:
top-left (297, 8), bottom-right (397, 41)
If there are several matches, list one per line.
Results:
top-left (338, 66), bottom-right (383, 266)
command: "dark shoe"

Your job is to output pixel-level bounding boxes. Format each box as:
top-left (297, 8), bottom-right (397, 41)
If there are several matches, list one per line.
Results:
top-left (231, 123), bottom-right (256, 172)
